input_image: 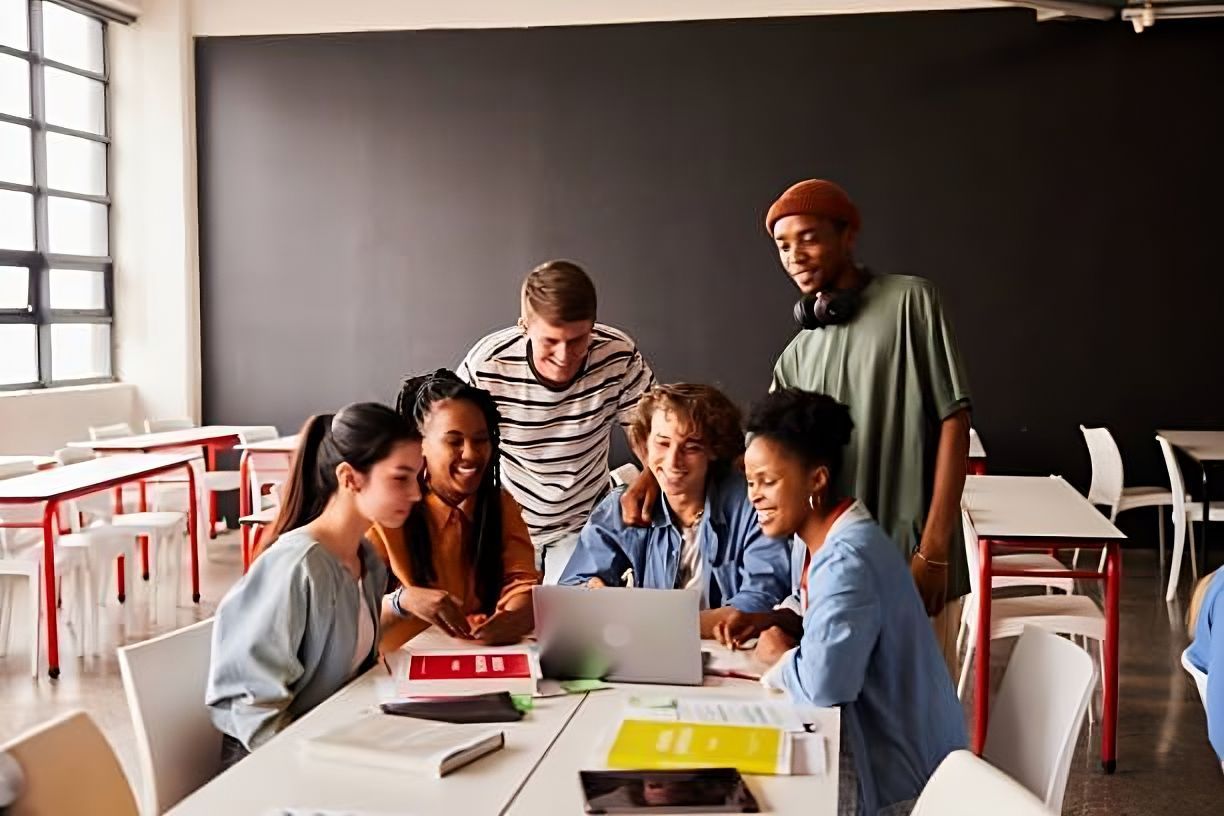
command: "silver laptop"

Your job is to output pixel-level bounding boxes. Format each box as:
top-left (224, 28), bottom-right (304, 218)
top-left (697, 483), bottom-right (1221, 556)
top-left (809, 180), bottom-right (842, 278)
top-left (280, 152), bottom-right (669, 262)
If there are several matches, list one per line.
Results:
top-left (533, 585), bottom-right (703, 685)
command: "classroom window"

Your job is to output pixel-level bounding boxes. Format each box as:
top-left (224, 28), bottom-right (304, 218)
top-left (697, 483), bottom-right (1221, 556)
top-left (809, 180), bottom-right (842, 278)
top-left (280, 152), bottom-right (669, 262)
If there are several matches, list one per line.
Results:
top-left (0, 0), bottom-right (112, 389)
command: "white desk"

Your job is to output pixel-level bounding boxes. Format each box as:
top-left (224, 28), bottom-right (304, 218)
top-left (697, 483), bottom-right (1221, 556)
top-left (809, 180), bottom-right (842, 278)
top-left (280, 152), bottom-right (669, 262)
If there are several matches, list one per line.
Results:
top-left (69, 426), bottom-right (265, 454)
top-left (236, 436), bottom-right (297, 570)
top-left (0, 453), bottom-right (201, 678)
top-left (169, 633), bottom-right (587, 816)
top-left (961, 475), bottom-right (1124, 772)
top-left (0, 455), bottom-right (57, 471)
top-left (506, 681), bottom-right (840, 815)
top-left (171, 632), bottom-right (841, 815)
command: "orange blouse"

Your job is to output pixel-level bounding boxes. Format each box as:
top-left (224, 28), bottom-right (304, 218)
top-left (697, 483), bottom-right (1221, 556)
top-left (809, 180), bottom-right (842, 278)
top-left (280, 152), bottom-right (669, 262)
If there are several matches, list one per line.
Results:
top-left (368, 487), bottom-right (540, 639)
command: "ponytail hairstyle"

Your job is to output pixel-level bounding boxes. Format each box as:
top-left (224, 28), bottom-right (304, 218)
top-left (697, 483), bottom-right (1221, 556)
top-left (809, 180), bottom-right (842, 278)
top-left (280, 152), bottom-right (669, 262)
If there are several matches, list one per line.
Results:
top-left (255, 402), bottom-right (421, 557)
top-left (396, 369), bottom-right (506, 614)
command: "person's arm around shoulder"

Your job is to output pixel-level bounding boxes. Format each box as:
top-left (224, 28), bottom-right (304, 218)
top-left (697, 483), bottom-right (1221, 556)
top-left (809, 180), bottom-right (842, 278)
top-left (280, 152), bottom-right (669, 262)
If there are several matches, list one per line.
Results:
top-left (559, 489), bottom-right (635, 588)
top-left (617, 338), bottom-right (659, 527)
top-left (206, 548), bottom-right (315, 750)
top-left (759, 548), bottom-right (881, 707)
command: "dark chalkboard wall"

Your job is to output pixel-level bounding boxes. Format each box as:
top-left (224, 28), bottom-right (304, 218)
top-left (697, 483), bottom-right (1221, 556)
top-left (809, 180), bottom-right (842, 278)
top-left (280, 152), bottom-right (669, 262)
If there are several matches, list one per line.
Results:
top-left (195, 10), bottom-right (1224, 535)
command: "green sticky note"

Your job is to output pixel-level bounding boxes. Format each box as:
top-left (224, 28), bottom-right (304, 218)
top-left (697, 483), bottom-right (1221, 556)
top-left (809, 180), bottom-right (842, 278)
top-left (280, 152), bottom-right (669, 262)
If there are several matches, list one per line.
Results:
top-left (560, 679), bottom-right (613, 693)
top-left (510, 693), bottom-right (535, 713)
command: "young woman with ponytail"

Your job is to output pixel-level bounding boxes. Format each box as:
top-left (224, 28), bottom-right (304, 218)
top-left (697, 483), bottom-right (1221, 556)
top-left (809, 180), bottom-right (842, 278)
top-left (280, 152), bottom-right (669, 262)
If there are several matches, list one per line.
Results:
top-left (206, 403), bottom-right (423, 767)
top-left (372, 369), bottom-right (540, 651)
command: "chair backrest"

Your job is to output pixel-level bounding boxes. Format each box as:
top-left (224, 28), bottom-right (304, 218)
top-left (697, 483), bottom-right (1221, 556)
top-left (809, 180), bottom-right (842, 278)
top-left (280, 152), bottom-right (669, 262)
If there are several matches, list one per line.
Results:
top-left (1156, 435), bottom-right (1188, 520)
top-left (54, 446), bottom-right (93, 466)
top-left (0, 461), bottom-right (37, 480)
top-left (1079, 425), bottom-right (1125, 512)
top-left (961, 509), bottom-right (982, 597)
top-left (982, 626), bottom-right (1096, 813)
top-left (89, 422), bottom-right (133, 440)
top-left (145, 417), bottom-right (196, 433)
top-left (239, 426), bottom-right (280, 445)
top-left (609, 462), bottom-right (641, 489)
top-left (911, 750), bottom-right (1050, 816)
top-left (1181, 647), bottom-right (1208, 707)
top-left (0, 710), bottom-right (138, 816)
top-left (117, 618), bottom-right (221, 814)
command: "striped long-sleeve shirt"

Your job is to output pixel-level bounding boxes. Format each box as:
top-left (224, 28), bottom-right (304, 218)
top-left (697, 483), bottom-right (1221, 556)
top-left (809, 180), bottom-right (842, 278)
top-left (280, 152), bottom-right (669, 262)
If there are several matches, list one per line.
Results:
top-left (457, 323), bottom-right (655, 548)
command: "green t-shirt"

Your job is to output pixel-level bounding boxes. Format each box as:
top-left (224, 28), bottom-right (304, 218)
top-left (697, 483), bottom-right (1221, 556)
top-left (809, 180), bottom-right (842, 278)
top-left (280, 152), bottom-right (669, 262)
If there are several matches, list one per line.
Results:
top-left (772, 273), bottom-right (972, 598)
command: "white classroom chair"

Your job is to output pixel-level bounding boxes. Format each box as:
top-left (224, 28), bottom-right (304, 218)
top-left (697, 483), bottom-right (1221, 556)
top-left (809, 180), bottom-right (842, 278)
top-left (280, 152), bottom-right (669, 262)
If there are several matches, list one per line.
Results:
top-left (200, 426), bottom-right (280, 537)
top-left (1077, 425), bottom-right (1175, 571)
top-left (118, 618), bottom-right (221, 815)
top-left (0, 710), bottom-right (139, 815)
top-left (1157, 435), bottom-right (1224, 601)
top-left (1181, 647), bottom-right (1208, 709)
top-left (982, 626), bottom-right (1096, 813)
top-left (89, 421), bottom-right (134, 441)
top-left (145, 418), bottom-right (196, 433)
top-left (911, 750), bottom-right (1050, 816)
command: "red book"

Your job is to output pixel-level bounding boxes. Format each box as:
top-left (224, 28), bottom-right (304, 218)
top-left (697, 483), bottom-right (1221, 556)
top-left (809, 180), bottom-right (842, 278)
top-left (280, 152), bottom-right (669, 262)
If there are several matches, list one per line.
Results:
top-left (399, 650), bottom-right (538, 697)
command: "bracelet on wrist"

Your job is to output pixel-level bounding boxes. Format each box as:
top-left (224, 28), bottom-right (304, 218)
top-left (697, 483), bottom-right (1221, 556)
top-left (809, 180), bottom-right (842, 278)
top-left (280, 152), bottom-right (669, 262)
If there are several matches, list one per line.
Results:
top-left (914, 551), bottom-right (949, 567)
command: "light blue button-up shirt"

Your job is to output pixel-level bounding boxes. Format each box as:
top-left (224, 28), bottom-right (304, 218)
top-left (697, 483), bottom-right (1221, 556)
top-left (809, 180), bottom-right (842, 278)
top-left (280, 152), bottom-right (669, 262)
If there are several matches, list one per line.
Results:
top-left (763, 503), bottom-right (966, 815)
top-left (558, 469), bottom-right (790, 612)
top-left (1187, 571), bottom-right (1224, 760)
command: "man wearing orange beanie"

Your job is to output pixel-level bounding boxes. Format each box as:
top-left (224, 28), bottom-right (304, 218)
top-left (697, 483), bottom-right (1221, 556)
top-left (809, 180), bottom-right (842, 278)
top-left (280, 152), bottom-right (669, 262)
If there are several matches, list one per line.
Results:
top-left (766, 179), bottom-right (971, 626)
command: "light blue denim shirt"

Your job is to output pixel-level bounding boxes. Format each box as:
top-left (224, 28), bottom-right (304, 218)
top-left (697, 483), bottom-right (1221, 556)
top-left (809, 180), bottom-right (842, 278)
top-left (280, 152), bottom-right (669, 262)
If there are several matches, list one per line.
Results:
top-left (1187, 571), bottom-right (1224, 760)
top-left (206, 529), bottom-right (387, 750)
top-left (558, 469), bottom-right (790, 612)
top-left (763, 503), bottom-right (966, 815)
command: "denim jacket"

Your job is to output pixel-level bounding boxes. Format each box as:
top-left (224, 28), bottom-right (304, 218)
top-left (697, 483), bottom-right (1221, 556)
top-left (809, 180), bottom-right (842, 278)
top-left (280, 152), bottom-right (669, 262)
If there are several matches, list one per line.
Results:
top-left (559, 469), bottom-right (790, 611)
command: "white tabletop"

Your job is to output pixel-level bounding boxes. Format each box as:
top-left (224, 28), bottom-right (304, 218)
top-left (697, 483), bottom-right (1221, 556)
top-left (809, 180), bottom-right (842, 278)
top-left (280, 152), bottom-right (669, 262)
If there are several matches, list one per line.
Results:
top-left (962, 475), bottom-right (1124, 541)
top-left (69, 426), bottom-right (264, 452)
top-left (1158, 430), bottom-right (1224, 463)
top-left (968, 428), bottom-right (986, 460)
top-left (169, 632), bottom-right (586, 816)
top-left (506, 678), bottom-right (841, 815)
top-left (0, 453), bottom-right (199, 503)
top-left (0, 455), bottom-right (57, 470)
top-left (237, 435), bottom-right (298, 453)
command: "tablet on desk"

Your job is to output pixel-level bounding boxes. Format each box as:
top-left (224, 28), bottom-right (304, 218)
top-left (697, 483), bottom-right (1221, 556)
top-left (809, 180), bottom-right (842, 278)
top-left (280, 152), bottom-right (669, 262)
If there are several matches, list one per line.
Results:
top-left (580, 768), bottom-right (761, 814)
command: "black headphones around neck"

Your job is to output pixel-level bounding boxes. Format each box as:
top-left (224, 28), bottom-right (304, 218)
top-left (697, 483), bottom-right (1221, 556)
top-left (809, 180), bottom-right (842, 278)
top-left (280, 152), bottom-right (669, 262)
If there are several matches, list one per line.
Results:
top-left (793, 268), bottom-right (872, 331)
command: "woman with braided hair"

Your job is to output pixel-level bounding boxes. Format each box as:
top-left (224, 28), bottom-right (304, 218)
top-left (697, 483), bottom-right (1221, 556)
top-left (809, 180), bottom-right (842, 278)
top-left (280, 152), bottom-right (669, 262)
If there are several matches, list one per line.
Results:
top-left (374, 369), bottom-right (540, 649)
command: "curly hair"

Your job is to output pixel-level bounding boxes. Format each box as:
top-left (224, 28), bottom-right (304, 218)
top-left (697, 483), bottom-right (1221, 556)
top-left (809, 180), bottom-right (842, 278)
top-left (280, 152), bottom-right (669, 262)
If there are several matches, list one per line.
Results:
top-left (394, 368), bottom-right (505, 614)
top-left (745, 389), bottom-right (854, 482)
top-left (630, 383), bottom-right (745, 475)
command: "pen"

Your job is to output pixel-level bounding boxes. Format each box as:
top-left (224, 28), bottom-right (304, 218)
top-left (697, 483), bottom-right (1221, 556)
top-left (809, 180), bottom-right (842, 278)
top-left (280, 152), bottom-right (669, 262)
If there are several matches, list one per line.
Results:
top-left (703, 668), bottom-right (761, 681)
top-left (381, 654), bottom-right (393, 676)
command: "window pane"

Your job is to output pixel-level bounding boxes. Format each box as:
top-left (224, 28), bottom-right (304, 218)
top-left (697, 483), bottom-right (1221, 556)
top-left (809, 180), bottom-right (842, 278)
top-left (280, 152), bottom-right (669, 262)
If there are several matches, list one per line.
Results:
top-left (0, 189), bottom-right (33, 250)
top-left (0, 52), bottom-right (30, 117)
top-left (51, 322), bottom-right (110, 380)
top-left (41, 2), bottom-right (103, 74)
top-left (0, 324), bottom-right (37, 385)
top-left (44, 67), bottom-right (105, 134)
top-left (48, 196), bottom-right (108, 256)
top-left (0, 121), bottom-right (31, 185)
top-left (0, 266), bottom-right (29, 309)
top-left (50, 267), bottom-right (104, 309)
top-left (0, 0), bottom-right (27, 51)
top-left (46, 132), bottom-right (105, 195)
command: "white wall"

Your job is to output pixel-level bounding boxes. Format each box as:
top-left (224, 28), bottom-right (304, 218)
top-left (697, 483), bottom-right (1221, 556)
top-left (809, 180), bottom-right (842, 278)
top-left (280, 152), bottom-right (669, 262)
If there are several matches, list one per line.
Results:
top-left (0, 383), bottom-right (139, 454)
top-left (191, 0), bottom-right (1001, 36)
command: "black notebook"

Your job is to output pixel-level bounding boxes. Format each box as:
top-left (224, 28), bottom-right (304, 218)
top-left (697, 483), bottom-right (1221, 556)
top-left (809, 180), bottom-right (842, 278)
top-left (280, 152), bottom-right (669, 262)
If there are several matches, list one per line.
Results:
top-left (380, 691), bottom-right (526, 724)
top-left (580, 768), bottom-right (761, 814)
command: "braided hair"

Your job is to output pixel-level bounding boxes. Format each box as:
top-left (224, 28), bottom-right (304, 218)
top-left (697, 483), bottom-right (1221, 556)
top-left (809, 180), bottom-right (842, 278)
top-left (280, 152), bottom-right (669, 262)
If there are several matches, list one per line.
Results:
top-left (396, 369), bottom-right (506, 614)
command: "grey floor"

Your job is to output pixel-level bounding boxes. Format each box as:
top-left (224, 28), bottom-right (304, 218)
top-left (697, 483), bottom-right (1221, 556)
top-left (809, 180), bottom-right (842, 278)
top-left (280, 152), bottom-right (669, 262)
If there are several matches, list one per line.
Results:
top-left (0, 530), bottom-right (1221, 814)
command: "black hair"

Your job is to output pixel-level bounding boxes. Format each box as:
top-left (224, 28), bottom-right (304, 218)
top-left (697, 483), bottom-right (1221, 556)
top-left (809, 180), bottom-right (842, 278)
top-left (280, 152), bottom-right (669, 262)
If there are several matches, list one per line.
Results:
top-left (395, 368), bottom-right (506, 614)
top-left (258, 402), bottom-right (421, 556)
top-left (745, 389), bottom-right (854, 484)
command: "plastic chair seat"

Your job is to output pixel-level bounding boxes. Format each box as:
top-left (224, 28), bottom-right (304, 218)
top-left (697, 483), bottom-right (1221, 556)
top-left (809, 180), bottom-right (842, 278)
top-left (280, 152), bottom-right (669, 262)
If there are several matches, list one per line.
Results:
top-left (990, 553), bottom-right (1076, 593)
top-left (1117, 486), bottom-right (1176, 512)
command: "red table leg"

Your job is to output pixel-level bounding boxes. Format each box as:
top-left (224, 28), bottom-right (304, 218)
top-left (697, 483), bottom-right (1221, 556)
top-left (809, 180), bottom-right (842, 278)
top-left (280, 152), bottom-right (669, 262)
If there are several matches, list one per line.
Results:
top-left (186, 462), bottom-right (201, 603)
top-left (139, 479), bottom-right (150, 580)
top-left (973, 536), bottom-right (993, 753)
top-left (206, 445), bottom-right (219, 539)
top-left (41, 502), bottom-right (61, 679)
top-left (239, 450), bottom-right (251, 572)
top-left (1102, 541), bottom-right (1121, 772)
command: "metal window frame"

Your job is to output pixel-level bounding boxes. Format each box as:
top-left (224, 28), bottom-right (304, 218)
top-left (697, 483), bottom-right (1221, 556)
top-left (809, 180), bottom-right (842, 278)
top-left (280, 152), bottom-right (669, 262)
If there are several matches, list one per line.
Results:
top-left (0, 0), bottom-right (112, 391)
